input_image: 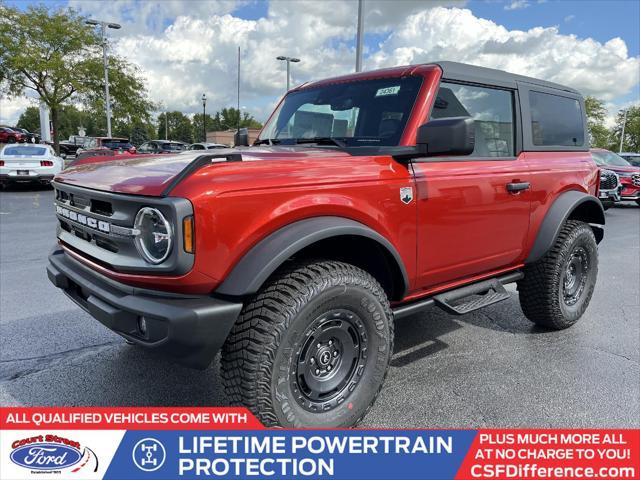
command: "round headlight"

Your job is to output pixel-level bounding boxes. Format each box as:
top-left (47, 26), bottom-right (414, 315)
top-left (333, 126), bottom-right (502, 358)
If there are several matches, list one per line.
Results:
top-left (134, 207), bottom-right (172, 264)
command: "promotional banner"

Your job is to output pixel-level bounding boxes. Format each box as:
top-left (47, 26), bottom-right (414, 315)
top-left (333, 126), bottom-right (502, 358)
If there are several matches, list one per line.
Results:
top-left (1, 408), bottom-right (638, 480)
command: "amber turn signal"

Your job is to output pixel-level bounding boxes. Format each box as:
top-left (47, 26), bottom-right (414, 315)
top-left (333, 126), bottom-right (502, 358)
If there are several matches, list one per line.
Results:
top-left (183, 216), bottom-right (195, 253)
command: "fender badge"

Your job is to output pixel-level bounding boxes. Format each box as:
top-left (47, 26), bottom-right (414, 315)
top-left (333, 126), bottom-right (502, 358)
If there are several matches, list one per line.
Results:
top-left (400, 186), bottom-right (413, 204)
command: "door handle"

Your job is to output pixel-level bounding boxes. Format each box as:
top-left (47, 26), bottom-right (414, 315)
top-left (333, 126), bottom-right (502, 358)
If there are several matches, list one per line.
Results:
top-left (506, 181), bottom-right (530, 193)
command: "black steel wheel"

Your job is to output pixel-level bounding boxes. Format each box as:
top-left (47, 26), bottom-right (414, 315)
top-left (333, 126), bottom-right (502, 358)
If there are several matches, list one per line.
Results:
top-left (222, 260), bottom-right (393, 428)
top-left (518, 220), bottom-right (598, 329)
top-left (293, 309), bottom-right (367, 412)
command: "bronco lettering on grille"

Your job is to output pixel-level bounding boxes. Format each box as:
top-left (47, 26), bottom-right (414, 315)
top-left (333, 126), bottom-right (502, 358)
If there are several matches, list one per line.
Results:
top-left (56, 205), bottom-right (110, 233)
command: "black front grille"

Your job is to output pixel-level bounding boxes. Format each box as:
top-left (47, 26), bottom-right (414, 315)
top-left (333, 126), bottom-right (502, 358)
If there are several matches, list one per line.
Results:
top-left (52, 182), bottom-right (194, 275)
top-left (600, 170), bottom-right (618, 190)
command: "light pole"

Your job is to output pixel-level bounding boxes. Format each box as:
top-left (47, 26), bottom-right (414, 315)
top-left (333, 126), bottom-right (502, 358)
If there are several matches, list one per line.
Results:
top-left (619, 108), bottom-right (628, 153)
top-left (276, 56), bottom-right (300, 91)
top-left (86, 19), bottom-right (121, 138)
top-left (201, 93), bottom-right (207, 143)
top-left (355, 0), bottom-right (364, 72)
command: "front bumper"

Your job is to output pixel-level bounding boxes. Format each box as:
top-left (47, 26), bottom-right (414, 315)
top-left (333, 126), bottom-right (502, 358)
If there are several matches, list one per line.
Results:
top-left (0, 173), bottom-right (55, 184)
top-left (47, 248), bottom-right (243, 369)
top-left (598, 189), bottom-right (621, 202)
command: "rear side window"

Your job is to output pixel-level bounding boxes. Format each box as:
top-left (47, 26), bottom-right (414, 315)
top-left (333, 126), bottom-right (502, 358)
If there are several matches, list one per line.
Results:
top-left (431, 82), bottom-right (515, 157)
top-left (529, 91), bottom-right (584, 147)
top-left (3, 146), bottom-right (47, 156)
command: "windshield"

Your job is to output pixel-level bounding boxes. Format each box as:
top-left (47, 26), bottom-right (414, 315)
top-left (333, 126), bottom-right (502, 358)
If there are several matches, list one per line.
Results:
top-left (3, 146), bottom-right (48, 156)
top-left (620, 154), bottom-right (640, 166)
top-left (103, 140), bottom-right (132, 149)
top-left (258, 76), bottom-right (423, 147)
top-left (162, 143), bottom-right (185, 151)
top-left (591, 150), bottom-right (632, 167)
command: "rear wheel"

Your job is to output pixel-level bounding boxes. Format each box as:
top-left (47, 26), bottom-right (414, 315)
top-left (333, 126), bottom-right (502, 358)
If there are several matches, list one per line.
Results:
top-left (7, 136), bottom-right (16, 144)
top-left (221, 260), bottom-right (394, 427)
top-left (518, 220), bottom-right (598, 330)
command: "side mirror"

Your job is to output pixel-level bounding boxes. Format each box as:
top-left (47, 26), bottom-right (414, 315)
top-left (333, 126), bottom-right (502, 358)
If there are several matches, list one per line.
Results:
top-left (234, 128), bottom-right (249, 147)
top-left (416, 117), bottom-right (475, 157)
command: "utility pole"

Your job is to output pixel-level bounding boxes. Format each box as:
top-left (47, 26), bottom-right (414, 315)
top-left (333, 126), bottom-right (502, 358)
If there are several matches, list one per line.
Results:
top-left (202, 93), bottom-right (207, 143)
top-left (237, 46), bottom-right (241, 136)
top-left (619, 108), bottom-right (628, 153)
top-left (276, 56), bottom-right (300, 91)
top-left (356, 0), bottom-right (364, 72)
top-left (86, 19), bottom-right (121, 137)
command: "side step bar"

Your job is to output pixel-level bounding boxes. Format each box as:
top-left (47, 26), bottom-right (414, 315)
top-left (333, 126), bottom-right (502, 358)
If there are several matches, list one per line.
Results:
top-left (393, 271), bottom-right (524, 319)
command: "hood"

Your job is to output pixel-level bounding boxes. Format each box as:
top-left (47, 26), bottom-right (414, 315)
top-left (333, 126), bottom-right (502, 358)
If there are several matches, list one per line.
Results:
top-left (54, 147), bottom-right (352, 196)
top-left (602, 165), bottom-right (639, 174)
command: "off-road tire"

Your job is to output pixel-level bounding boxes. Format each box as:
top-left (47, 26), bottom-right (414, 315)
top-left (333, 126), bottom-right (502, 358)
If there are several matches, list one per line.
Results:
top-left (221, 260), bottom-right (394, 428)
top-left (517, 220), bottom-right (598, 330)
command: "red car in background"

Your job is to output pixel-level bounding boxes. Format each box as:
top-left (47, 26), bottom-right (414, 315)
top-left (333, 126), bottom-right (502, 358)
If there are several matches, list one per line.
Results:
top-left (75, 137), bottom-right (137, 156)
top-left (591, 148), bottom-right (640, 206)
top-left (0, 127), bottom-right (27, 143)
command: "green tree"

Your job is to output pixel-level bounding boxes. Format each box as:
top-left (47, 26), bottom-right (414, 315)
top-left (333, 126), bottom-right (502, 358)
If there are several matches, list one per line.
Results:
top-left (17, 104), bottom-right (98, 139)
top-left (584, 96), bottom-right (610, 148)
top-left (0, 4), bottom-right (154, 152)
top-left (610, 105), bottom-right (640, 153)
top-left (16, 106), bottom-right (41, 133)
top-left (216, 107), bottom-right (262, 130)
top-left (192, 113), bottom-right (215, 143)
top-left (157, 111), bottom-right (193, 143)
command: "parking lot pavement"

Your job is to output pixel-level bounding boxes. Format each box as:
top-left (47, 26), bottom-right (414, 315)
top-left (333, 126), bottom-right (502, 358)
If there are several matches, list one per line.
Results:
top-left (1, 186), bottom-right (638, 427)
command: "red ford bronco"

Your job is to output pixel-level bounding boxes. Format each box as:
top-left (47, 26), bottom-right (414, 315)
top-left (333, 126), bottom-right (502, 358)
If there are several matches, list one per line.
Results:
top-left (47, 62), bottom-right (604, 427)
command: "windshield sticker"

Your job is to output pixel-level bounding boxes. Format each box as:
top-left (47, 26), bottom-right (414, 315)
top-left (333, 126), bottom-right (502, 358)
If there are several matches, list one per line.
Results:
top-left (375, 86), bottom-right (401, 97)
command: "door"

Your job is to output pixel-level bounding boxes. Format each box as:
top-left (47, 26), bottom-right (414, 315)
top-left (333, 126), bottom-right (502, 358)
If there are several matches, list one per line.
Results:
top-left (412, 81), bottom-right (531, 290)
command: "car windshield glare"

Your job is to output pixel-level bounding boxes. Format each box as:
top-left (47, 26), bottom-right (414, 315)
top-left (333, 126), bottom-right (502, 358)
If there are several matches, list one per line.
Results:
top-left (163, 143), bottom-right (184, 151)
top-left (593, 150), bottom-right (632, 167)
top-left (103, 141), bottom-right (132, 149)
top-left (258, 76), bottom-right (423, 147)
top-left (3, 146), bottom-right (48, 156)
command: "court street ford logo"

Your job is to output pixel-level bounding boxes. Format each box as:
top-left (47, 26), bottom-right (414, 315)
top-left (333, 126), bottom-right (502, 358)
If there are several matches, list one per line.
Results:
top-left (10, 436), bottom-right (82, 471)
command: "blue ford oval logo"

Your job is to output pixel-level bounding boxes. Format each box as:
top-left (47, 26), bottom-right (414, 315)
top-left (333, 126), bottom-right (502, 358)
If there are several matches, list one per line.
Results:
top-left (10, 443), bottom-right (82, 470)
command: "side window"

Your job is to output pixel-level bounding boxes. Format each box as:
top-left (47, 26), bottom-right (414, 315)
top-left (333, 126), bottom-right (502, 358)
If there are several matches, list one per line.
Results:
top-left (529, 91), bottom-right (584, 146)
top-left (431, 82), bottom-right (515, 157)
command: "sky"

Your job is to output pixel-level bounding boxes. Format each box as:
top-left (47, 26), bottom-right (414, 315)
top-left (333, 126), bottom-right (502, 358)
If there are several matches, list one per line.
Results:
top-left (1, 0), bottom-right (639, 129)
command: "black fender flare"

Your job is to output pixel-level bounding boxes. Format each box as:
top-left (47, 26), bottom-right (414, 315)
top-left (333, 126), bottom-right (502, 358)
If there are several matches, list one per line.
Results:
top-left (216, 216), bottom-right (409, 297)
top-left (526, 190), bottom-right (605, 264)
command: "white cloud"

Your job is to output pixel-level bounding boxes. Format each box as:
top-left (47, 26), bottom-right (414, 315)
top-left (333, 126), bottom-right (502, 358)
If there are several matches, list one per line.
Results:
top-left (2, 1), bottom-right (638, 129)
top-left (564, 14), bottom-right (575, 22)
top-left (370, 7), bottom-right (639, 101)
top-left (505, 0), bottom-right (530, 11)
top-left (0, 96), bottom-right (34, 126)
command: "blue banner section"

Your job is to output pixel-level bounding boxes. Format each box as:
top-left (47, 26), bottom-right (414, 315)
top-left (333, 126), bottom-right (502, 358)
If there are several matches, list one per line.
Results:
top-left (104, 430), bottom-right (477, 480)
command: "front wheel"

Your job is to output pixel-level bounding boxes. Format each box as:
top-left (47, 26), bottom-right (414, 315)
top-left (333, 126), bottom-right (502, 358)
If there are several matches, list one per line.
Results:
top-left (518, 220), bottom-right (598, 330)
top-left (221, 260), bottom-right (394, 428)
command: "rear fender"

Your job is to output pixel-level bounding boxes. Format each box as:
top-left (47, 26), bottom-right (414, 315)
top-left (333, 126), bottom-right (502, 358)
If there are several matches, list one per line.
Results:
top-left (526, 190), bottom-right (605, 264)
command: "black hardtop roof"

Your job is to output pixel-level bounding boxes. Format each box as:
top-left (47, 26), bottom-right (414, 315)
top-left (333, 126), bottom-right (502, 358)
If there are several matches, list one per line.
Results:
top-left (435, 61), bottom-right (581, 95)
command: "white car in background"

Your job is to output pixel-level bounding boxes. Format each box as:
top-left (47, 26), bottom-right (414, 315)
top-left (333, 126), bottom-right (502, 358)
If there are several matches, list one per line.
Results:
top-left (0, 144), bottom-right (64, 188)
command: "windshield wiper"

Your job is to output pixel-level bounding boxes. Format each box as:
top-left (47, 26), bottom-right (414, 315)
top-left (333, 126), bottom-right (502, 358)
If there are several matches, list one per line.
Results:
top-left (294, 137), bottom-right (347, 148)
top-left (253, 138), bottom-right (281, 146)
